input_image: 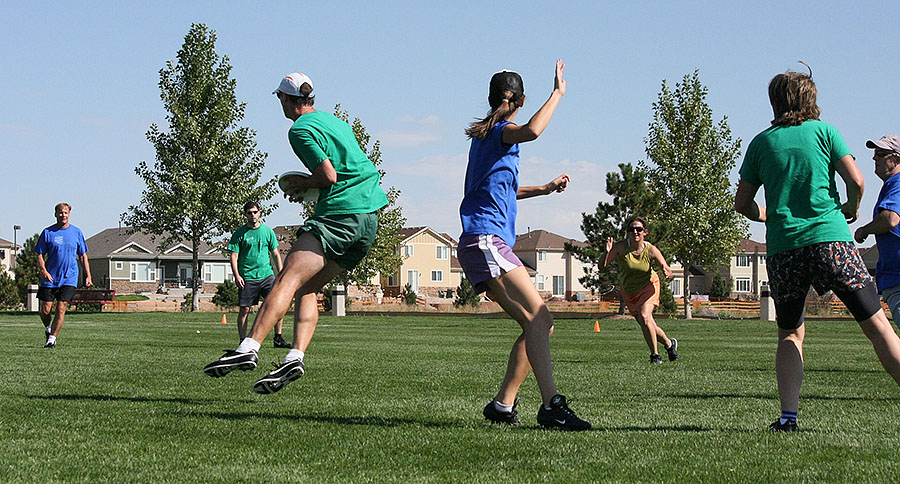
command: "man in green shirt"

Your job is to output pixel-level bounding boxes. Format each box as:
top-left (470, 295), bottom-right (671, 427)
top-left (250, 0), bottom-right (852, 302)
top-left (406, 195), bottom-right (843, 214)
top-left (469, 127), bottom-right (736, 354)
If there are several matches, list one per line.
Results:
top-left (204, 72), bottom-right (388, 395)
top-left (227, 201), bottom-right (289, 348)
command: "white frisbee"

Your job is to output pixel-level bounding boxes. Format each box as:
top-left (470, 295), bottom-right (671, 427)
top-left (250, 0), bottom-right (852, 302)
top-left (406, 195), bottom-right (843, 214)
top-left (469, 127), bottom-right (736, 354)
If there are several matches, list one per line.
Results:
top-left (278, 171), bottom-right (319, 202)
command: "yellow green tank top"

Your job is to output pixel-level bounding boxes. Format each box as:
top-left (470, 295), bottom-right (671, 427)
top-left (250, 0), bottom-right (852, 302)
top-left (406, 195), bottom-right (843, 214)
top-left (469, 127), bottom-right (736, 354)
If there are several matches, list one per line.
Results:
top-left (617, 241), bottom-right (656, 294)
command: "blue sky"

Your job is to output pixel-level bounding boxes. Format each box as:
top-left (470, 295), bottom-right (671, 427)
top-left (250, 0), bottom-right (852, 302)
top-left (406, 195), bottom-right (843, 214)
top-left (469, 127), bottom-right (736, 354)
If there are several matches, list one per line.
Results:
top-left (2, 1), bottom-right (898, 251)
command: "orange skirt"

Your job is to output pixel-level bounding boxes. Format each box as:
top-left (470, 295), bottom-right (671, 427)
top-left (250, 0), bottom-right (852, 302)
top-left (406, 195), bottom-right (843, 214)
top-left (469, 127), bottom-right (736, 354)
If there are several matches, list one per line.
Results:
top-left (620, 272), bottom-right (660, 316)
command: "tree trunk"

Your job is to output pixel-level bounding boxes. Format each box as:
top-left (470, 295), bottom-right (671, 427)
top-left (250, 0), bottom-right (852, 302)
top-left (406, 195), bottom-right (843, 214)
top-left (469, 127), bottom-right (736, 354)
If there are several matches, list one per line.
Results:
top-left (683, 266), bottom-right (693, 319)
top-left (192, 237), bottom-right (200, 312)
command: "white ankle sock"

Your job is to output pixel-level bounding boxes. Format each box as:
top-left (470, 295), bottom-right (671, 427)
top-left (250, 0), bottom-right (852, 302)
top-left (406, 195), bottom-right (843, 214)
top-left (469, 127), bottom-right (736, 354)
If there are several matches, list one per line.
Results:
top-left (284, 349), bottom-right (304, 364)
top-left (47, 335), bottom-right (56, 344)
top-left (494, 401), bottom-right (513, 413)
top-left (236, 338), bottom-right (260, 353)
top-left (46, 325), bottom-right (52, 333)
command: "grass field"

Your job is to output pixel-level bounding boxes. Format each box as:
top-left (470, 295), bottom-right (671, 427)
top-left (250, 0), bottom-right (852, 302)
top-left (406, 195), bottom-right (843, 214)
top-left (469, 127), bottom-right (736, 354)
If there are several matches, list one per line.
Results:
top-left (2, 312), bottom-right (900, 483)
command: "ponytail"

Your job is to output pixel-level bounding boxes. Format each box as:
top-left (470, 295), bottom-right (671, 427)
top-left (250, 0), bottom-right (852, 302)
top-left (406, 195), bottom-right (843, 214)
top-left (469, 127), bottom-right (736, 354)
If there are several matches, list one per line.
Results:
top-left (465, 94), bottom-right (521, 139)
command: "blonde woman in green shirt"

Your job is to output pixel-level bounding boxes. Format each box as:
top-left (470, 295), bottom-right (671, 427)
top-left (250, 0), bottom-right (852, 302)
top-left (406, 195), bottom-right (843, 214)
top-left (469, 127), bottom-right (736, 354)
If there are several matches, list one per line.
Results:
top-left (604, 217), bottom-right (679, 364)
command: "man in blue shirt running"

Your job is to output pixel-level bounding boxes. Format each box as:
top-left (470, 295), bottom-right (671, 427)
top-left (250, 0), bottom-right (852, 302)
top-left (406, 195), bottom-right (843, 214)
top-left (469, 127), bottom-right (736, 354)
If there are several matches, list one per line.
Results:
top-left (34, 203), bottom-right (92, 348)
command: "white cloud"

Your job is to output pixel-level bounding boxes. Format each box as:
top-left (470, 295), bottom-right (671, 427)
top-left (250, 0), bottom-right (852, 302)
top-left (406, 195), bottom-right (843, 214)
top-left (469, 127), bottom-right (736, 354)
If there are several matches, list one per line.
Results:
top-left (377, 115), bottom-right (444, 148)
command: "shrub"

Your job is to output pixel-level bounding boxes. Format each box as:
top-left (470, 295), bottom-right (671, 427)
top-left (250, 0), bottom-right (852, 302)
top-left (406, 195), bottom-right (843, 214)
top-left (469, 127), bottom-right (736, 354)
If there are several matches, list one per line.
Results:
top-left (212, 280), bottom-right (239, 307)
top-left (0, 270), bottom-right (20, 310)
top-left (709, 273), bottom-right (732, 299)
top-left (401, 283), bottom-right (417, 306)
top-left (656, 270), bottom-right (678, 318)
top-left (454, 278), bottom-right (481, 308)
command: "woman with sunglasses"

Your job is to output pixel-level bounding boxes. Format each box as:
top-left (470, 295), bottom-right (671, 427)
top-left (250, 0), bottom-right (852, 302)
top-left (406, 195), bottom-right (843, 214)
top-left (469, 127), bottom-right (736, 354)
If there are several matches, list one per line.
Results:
top-left (603, 216), bottom-right (679, 364)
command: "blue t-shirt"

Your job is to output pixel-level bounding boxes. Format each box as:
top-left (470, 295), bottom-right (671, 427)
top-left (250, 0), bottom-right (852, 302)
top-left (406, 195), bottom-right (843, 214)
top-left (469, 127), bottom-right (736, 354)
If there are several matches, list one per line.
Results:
top-left (874, 172), bottom-right (900, 292)
top-left (34, 224), bottom-right (88, 288)
top-left (459, 121), bottom-right (519, 247)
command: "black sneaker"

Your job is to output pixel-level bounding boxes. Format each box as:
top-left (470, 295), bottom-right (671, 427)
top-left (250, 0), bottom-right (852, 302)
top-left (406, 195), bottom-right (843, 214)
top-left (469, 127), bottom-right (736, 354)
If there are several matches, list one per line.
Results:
top-left (483, 398), bottom-right (521, 426)
top-left (273, 334), bottom-right (291, 349)
top-left (666, 338), bottom-right (679, 361)
top-left (769, 419), bottom-right (798, 432)
top-left (252, 359), bottom-right (305, 394)
top-left (43, 341), bottom-right (55, 349)
top-left (650, 353), bottom-right (663, 364)
top-left (536, 394), bottom-right (591, 431)
top-left (203, 350), bottom-right (258, 377)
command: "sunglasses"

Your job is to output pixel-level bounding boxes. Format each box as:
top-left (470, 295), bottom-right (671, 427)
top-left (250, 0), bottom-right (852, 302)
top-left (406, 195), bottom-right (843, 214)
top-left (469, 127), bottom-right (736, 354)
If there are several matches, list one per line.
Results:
top-left (628, 226), bottom-right (645, 233)
top-left (245, 210), bottom-right (260, 215)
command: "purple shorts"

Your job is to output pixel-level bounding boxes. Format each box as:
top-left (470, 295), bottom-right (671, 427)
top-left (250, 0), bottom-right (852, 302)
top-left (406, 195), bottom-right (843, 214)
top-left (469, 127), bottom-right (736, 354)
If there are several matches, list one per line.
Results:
top-left (457, 234), bottom-right (523, 293)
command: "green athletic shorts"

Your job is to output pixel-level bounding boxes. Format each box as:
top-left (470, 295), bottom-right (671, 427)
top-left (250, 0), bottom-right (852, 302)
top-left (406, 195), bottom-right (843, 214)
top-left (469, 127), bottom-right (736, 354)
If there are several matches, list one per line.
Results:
top-left (298, 211), bottom-right (379, 270)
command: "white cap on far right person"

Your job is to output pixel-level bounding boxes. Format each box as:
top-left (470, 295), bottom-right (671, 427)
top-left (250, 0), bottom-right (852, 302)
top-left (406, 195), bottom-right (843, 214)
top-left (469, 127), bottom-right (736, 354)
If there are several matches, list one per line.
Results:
top-left (273, 72), bottom-right (314, 98)
top-left (866, 135), bottom-right (900, 154)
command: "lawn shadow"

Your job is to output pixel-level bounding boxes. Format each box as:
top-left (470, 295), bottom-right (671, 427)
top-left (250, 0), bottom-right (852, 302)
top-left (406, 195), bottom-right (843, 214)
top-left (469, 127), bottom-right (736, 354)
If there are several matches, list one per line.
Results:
top-left (590, 424), bottom-right (713, 432)
top-left (666, 392), bottom-right (898, 402)
top-left (27, 393), bottom-right (225, 405)
top-left (192, 410), bottom-right (466, 429)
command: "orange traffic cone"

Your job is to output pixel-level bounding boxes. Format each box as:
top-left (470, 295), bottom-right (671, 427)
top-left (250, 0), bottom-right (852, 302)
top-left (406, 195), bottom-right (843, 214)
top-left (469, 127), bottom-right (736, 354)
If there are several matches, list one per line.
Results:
top-left (593, 321), bottom-right (601, 332)
top-left (221, 314), bottom-right (227, 325)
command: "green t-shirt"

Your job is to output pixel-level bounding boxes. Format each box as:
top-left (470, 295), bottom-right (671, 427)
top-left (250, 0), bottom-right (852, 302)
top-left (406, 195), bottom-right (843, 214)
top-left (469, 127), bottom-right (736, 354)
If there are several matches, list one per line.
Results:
top-left (617, 241), bottom-right (656, 294)
top-left (739, 120), bottom-right (853, 256)
top-left (227, 224), bottom-right (278, 281)
top-left (288, 111), bottom-right (389, 216)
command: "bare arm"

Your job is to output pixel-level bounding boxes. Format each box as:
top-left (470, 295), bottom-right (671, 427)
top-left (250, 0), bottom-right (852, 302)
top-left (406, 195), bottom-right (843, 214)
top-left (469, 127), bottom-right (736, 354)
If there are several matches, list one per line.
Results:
top-left (37, 253), bottom-right (51, 283)
top-left (230, 251), bottom-right (244, 289)
top-left (734, 179), bottom-right (766, 222)
top-left (501, 59), bottom-right (566, 145)
top-left (649, 244), bottom-right (672, 279)
top-left (602, 238), bottom-right (622, 269)
top-left (834, 154), bottom-right (864, 223)
top-left (80, 253), bottom-right (92, 287)
top-left (271, 248), bottom-right (284, 273)
top-left (855, 209), bottom-right (900, 243)
top-left (517, 174), bottom-right (570, 200)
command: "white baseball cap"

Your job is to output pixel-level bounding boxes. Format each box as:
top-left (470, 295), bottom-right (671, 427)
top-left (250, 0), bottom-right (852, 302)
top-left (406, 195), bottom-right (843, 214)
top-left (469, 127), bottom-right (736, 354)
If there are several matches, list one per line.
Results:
top-left (273, 72), bottom-right (314, 98)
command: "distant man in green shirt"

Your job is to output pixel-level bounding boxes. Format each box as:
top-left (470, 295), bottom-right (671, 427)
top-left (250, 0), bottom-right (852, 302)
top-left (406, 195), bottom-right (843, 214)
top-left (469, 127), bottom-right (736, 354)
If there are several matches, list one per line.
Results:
top-left (204, 72), bottom-right (389, 395)
top-left (227, 201), bottom-right (289, 347)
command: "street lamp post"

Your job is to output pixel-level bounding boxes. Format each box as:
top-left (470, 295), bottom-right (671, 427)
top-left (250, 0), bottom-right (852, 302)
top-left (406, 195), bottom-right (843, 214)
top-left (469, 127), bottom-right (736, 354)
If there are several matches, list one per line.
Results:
top-left (12, 225), bottom-right (21, 270)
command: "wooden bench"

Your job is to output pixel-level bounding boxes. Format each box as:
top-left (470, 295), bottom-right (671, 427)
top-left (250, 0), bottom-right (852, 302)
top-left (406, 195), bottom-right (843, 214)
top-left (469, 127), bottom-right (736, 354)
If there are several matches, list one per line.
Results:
top-left (70, 288), bottom-right (116, 307)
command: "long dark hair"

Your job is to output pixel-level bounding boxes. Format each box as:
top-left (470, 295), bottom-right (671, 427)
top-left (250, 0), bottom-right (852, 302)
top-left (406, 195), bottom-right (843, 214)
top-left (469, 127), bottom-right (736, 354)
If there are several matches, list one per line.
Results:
top-left (465, 70), bottom-right (525, 139)
top-left (768, 62), bottom-right (819, 127)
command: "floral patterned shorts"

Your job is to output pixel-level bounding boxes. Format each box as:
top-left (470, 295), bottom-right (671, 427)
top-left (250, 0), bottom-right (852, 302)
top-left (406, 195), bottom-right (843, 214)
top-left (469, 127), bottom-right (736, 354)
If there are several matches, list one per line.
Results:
top-left (766, 241), bottom-right (872, 304)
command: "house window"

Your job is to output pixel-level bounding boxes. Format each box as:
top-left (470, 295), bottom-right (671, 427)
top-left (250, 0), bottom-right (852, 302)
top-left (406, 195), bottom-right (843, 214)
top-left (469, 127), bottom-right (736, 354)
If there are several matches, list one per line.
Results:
top-left (735, 277), bottom-right (752, 293)
top-left (115, 261), bottom-right (123, 270)
top-left (436, 245), bottom-right (448, 260)
top-left (735, 254), bottom-right (751, 267)
top-left (552, 276), bottom-right (565, 296)
top-left (203, 263), bottom-right (231, 284)
top-left (538, 251), bottom-right (547, 262)
top-left (536, 275), bottom-right (545, 291)
top-left (759, 255), bottom-right (766, 265)
top-left (670, 279), bottom-right (682, 297)
top-left (130, 262), bottom-right (157, 282)
top-left (431, 270), bottom-right (443, 282)
top-left (404, 245), bottom-right (414, 257)
top-left (388, 274), bottom-right (397, 286)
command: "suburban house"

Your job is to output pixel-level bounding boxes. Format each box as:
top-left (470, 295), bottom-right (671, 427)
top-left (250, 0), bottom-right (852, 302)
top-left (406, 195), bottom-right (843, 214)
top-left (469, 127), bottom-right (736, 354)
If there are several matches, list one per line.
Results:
top-left (668, 238), bottom-right (769, 300)
top-left (382, 226), bottom-right (459, 298)
top-left (0, 237), bottom-right (18, 278)
top-left (86, 227), bottom-right (233, 294)
top-left (512, 229), bottom-right (592, 300)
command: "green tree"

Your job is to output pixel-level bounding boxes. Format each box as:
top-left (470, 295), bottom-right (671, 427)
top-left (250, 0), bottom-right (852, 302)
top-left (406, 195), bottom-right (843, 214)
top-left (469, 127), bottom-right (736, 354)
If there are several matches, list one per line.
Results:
top-left (641, 70), bottom-right (748, 318)
top-left (121, 23), bottom-right (277, 311)
top-left (566, 163), bottom-right (662, 314)
top-left (709, 273), bottom-right (732, 299)
top-left (0, 270), bottom-right (20, 309)
top-left (293, 104), bottom-right (405, 292)
top-left (13, 234), bottom-right (40, 307)
top-left (454, 278), bottom-right (482, 308)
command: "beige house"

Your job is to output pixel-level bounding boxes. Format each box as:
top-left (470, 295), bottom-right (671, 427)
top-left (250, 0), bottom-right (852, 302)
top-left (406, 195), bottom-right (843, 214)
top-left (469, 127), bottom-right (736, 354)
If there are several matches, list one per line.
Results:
top-left (512, 229), bottom-right (592, 300)
top-left (383, 227), bottom-right (458, 298)
top-left (668, 238), bottom-right (768, 299)
top-left (0, 237), bottom-right (18, 279)
top-left (86, 228), bottom-right (232, 294)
